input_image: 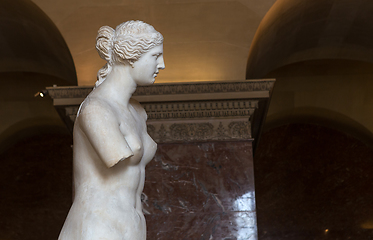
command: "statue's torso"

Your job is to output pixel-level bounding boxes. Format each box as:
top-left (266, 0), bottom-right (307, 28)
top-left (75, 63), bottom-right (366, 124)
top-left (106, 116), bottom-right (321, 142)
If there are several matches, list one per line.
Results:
top-left (59, 98), bottom-right (156, 240)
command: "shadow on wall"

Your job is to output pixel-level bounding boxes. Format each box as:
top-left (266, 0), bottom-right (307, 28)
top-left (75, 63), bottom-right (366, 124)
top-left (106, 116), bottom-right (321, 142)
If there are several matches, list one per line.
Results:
top-left (0, 120), bottom-right (70, 154)
top-left (260, 59), bottom-right (373, 145)
top-left (264, 106), bottom-right (373, 150)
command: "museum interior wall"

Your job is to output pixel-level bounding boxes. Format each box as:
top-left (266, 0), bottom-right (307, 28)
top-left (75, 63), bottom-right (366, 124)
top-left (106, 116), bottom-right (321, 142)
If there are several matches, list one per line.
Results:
top-left (247, 0), bottom-right (373, 142)
top-left (0, 0), bottom-right (77, 152)
top-left (30, 0), bottom-right (277, 85)
top-left (1, 0), bottom-right (373, 239)
top-left (247, 0), bottom-right (373, 238)
top-left (44, 79), bottom-right (274, 239)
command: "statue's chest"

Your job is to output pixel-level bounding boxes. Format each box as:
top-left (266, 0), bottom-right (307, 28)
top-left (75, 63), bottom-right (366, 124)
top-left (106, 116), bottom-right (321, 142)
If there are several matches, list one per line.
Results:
top-left (118, 106), bottom-right (144, 134)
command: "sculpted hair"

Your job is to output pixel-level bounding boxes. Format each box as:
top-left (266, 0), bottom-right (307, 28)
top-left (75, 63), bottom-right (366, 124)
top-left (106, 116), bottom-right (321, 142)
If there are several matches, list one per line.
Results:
top-left (95, 20), bottom-right (164, 87)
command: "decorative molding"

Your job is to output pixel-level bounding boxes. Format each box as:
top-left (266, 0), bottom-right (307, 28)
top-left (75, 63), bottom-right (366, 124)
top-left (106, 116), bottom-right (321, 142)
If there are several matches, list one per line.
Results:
top-left (65, 106), bottom-right (79, 122)
top-left (47, 86), bottom-right (92, 99)
top-left (46, 79), bottom-right (275, 143)
top-left (147, 119), bottom-right (251, 143)
top-left (133, 80), bottom-right (274, 96)
top-left (47, 80), bottom-right (274, 100)
top-left (143, 100), bottom-right (258, 120)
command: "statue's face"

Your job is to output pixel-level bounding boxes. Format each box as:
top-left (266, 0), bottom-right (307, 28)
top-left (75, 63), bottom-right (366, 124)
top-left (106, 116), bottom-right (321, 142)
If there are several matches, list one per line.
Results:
top-left (130, 44), bottom-right (165, 85)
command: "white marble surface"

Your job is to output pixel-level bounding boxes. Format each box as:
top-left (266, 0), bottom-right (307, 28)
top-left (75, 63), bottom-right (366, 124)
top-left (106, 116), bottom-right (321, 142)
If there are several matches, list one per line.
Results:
top-left (58, 21), bottom-right (164, 240)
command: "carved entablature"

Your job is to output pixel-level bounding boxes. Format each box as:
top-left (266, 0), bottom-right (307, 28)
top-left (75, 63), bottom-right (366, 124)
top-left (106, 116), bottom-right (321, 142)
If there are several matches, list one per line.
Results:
top-left (46, 80), bottom-right (274, 146)
top-left (147, 119), bottom-right (252, 143)
top-left (132, 81), bottom-right (274, 96)
top-left (143, 100), bottom-right (258, 120)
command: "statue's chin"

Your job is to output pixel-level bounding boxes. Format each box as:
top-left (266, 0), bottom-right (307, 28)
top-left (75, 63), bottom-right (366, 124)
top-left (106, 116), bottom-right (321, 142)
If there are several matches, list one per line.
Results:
top-left (138, 79), bottom-right (156, 86)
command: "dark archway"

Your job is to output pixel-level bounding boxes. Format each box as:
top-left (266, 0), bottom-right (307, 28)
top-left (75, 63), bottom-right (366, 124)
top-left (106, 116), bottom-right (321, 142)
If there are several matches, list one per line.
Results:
top-left (254, 123), bottom-right (373, 239)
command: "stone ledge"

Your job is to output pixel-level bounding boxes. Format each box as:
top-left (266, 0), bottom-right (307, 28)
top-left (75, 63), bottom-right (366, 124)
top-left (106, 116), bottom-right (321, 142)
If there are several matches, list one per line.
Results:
top-left (46, 79), bottom-right (274, 146)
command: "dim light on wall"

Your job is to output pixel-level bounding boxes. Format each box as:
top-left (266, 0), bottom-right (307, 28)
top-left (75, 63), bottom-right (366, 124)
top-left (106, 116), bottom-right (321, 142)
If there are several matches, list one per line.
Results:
top-left (361, 221), bottom-right (373, 229)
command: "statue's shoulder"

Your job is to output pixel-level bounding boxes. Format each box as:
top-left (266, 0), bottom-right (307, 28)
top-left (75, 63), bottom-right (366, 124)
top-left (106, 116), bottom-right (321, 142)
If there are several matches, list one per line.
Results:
top-left (78, 96), bottom-right (115, 120)
top-left (129, 98), bottom-right (147, 120)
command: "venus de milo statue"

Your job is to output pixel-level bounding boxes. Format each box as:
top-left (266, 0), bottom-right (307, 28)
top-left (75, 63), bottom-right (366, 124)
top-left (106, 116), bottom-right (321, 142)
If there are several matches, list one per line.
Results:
top-left (58, 20), bottom-right (165, 240)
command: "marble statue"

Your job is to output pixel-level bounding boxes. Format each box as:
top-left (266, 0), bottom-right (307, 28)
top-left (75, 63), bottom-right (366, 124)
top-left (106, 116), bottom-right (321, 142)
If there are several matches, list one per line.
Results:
top-left (58, 20), bottom-right (165, 240)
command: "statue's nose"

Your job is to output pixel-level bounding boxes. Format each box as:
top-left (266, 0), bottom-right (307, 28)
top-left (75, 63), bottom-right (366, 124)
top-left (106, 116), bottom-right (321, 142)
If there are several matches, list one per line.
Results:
top-left (158, 56), bottom-right (165, 70)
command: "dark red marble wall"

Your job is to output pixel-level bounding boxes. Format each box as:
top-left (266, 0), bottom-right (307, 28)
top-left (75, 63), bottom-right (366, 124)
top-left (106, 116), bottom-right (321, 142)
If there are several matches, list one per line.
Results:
top-left (0, 136), bottom-right (256, 240)
top-left (143, 141), bottom-right (257, 240)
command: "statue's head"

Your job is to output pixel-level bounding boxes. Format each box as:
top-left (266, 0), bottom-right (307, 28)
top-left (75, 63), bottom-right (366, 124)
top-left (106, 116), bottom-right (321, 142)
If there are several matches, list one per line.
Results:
top-left (95, 20), bottom-right (164, 87)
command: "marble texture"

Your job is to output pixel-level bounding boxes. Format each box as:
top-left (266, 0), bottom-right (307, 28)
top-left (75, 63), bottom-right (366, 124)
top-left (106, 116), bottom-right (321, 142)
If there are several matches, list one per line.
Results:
top-left (45, 78), bottom-right (273, 239)
top-left (142, 141), bottom-right (257, 240)
top-left (2, 123), bottom-right (373, 239)
top-left (58, 21), bottom-right (164, 240)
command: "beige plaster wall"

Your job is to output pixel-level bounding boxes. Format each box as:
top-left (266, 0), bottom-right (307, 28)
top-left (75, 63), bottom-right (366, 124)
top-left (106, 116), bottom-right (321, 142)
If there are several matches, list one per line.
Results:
top-left (31, 0), bottom-right (276, 85)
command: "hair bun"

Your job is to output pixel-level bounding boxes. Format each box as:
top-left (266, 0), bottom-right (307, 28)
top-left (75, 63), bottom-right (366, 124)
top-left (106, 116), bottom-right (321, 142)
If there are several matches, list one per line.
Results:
top-left (96, 26), bottom-right (115, 61)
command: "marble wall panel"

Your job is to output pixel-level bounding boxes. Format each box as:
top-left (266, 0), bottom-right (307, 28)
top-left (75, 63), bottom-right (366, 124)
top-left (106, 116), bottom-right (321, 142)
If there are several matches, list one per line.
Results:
top-left (143, 141), bottom-right (257, 240)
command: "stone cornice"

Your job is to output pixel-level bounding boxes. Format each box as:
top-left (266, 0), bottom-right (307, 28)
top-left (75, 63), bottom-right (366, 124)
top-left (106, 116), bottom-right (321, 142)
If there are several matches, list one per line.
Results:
top-left (47, 80), bottom-right (274, 100)
top-left (46, 79), bottom-right (275, 145)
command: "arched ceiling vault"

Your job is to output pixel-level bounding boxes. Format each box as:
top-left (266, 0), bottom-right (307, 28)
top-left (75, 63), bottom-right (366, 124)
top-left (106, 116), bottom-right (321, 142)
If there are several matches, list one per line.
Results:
top-left (30, 0), bottom-right (277, 85)
top-left (0, 0), bottom-right (76, 150)
top-left (246, 0), bottom-right (373, 79)
top-left (0, 0), bottom-right (77, 85)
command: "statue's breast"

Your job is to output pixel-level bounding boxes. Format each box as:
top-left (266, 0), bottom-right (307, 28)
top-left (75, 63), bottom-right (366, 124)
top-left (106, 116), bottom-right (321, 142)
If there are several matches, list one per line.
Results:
top-left (142, 133), bottom-right (157, 165)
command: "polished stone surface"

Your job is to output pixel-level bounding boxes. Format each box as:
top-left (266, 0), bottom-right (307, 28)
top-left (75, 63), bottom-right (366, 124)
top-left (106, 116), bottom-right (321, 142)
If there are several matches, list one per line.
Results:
top-left (0, 136), bottom-right (256, 240)
top-left (2, 123), bottom-right (373, 239)
top-left (143, 141), bottom-right (257, 240)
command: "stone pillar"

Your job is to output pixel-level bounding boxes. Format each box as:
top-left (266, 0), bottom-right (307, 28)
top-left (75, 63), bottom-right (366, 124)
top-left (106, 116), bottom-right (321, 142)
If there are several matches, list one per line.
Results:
top-left (47, 79), bottom-right (274, 240)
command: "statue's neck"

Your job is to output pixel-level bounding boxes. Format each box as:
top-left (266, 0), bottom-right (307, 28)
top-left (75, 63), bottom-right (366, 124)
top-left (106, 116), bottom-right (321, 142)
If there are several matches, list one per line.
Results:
top-left (97, 64), bottom-right (136, 107)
